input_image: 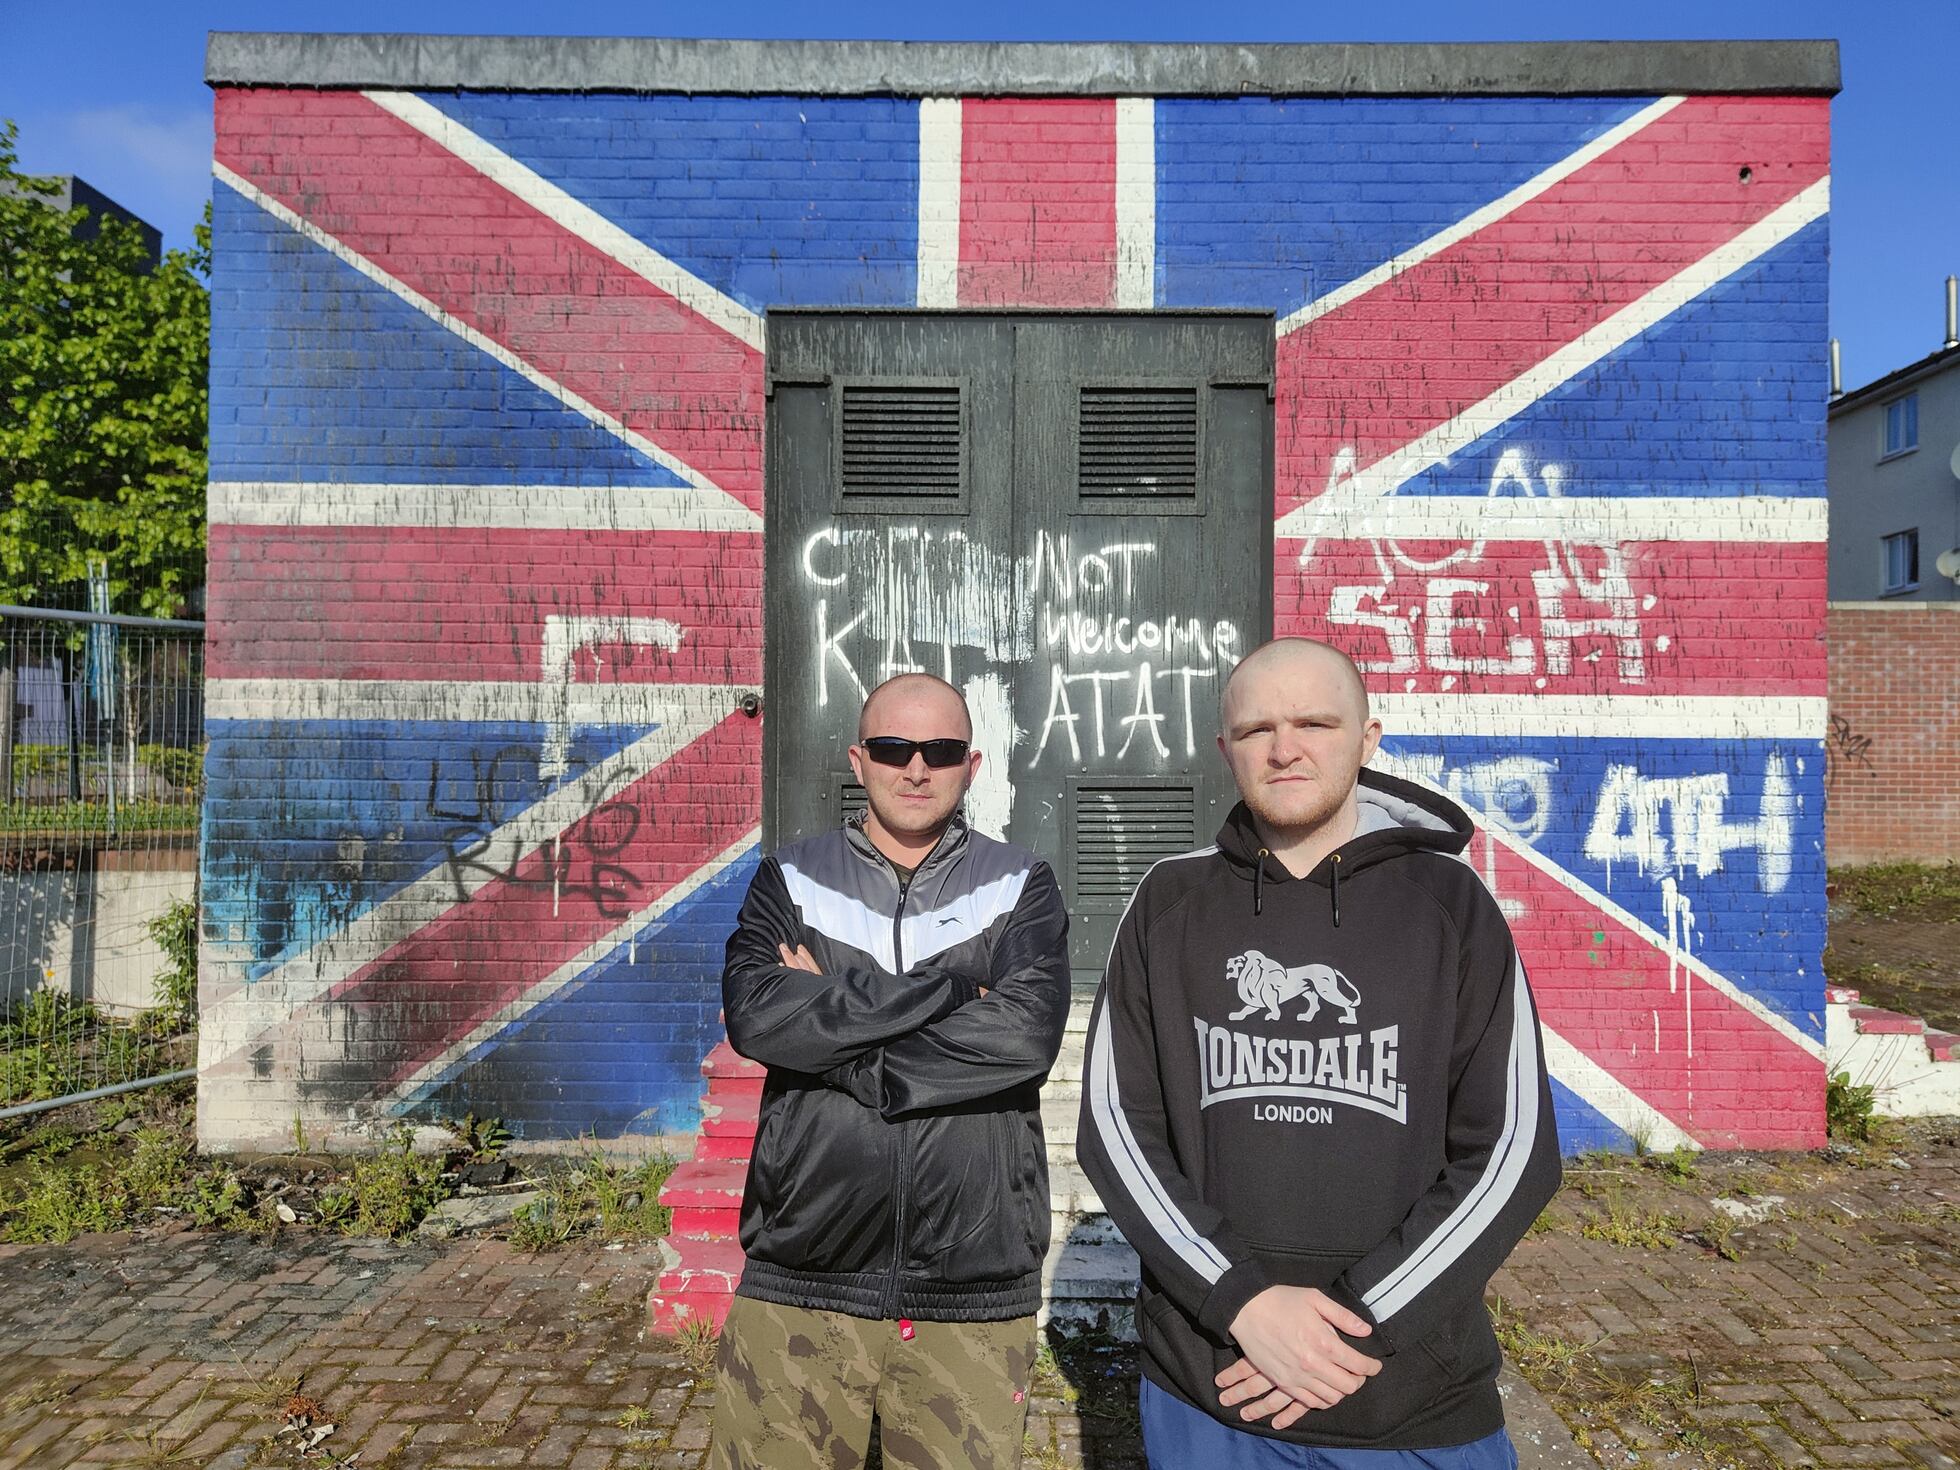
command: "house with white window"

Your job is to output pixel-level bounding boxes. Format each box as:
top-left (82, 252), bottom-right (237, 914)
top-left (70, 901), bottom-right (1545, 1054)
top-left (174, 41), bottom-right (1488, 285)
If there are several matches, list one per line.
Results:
top-left (1823, 281), bottom-right (1959, 865)
top-left (1827, 284), bottom-right (1959, 602)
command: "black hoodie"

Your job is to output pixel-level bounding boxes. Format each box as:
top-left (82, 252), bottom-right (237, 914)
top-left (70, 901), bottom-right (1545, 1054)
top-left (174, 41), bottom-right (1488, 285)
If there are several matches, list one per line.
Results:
top-left (1076, 768), bottom-right (1561, 1450)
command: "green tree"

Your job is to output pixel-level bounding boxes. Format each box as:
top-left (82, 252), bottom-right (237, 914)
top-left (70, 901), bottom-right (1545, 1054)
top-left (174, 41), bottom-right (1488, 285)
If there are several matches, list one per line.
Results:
top-left (0, 118), bottom-right (208, 619)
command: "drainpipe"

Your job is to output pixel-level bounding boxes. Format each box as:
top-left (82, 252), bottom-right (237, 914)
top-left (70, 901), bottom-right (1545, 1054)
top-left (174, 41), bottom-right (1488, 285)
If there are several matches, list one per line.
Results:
top-left (1828, 338), bottom-right (1842, 399)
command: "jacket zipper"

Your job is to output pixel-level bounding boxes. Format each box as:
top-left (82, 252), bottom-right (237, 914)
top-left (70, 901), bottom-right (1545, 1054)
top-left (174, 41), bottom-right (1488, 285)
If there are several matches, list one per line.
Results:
top-left (885, 865), bottom-right (913, 1319)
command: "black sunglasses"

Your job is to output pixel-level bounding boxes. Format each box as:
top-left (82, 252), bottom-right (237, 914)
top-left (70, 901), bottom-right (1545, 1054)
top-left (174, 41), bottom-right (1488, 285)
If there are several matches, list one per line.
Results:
top-left (861, 737), bottom-right (971, 769)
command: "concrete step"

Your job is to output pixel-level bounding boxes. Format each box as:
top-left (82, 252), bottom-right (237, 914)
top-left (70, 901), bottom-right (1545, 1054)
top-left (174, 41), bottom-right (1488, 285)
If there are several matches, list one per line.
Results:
top-left (1042, 1216), bottom-right (1139, 1300)
top-left (1049, 1159), bottom-right (1105, 1216)
top-left (1824, 989), bottom-right (1960, 1119)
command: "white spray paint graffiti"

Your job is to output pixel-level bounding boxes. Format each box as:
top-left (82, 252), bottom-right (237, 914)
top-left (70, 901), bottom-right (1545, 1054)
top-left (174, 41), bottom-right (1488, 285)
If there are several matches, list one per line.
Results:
top-left (1028, 532), bottom-right (1241, 766)
top-left (961, 670), bottom-right (1020, 839)
top-left (1661, 875), bottom-right (1697, 1058)
top-left (801, 524), bottom-right (1241, 784)
top-left (1583, 756), bottom-right (1793, 895)
top-left (1313, 450), bottom-right (1648, 690)
top-left (804, 526), bottom-right (1029, 706)
top-left (540, 615), bottom-right (685, 779)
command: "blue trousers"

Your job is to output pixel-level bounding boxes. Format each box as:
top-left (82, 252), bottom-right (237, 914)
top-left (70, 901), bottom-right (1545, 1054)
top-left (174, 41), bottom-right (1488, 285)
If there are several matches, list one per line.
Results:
top-left (1140, 1378), bottom-right (1519, 1470)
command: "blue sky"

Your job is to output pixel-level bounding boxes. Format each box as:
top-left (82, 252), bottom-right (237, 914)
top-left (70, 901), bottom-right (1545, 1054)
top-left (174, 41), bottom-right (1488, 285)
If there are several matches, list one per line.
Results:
top-left (3, 1), bottom-right (1955, 391)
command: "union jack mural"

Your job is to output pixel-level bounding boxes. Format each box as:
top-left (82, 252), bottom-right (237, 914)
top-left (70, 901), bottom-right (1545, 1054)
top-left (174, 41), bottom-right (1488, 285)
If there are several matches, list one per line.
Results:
top-left (202, 81), bottom-right (1830, 1152)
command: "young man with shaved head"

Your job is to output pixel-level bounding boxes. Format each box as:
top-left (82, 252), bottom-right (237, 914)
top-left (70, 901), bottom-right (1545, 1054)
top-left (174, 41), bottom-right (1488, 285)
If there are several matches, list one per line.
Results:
top-left (710, 673), bottom-right (1070, 1470)
top-left (1079, 637), bottom-right (1560, 1468)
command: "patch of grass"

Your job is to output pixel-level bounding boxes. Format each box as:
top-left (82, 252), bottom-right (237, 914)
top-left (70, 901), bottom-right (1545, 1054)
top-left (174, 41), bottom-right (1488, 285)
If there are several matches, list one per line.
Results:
top-left (447, 1111), bottom-right (511, 1162)
top-left (1489, 1298), bottom-right (1750, 1469)
top-left (1826, 1070), bottom-right (1878, 1143)
top-left (331, 1127), bottom-right (449, 1239)
top-left (1639, 1145), bottom-right (1699, 1181)
top-left (674, 1314), bottom-right (720, 1377)
top-left (614, 1406), bottom-right (657, 1432)
top-left (509, 1196), bottom-right (575, 1253)
top-left (146, 900), bottom-right (198, 1031)
top-left (1, 1376), bottom-right (76, 1414)
top-left (1829, 861), bottom-right (1960, 922)
top-left (516, 1148), bottom-right (676, 1246)
top-left (0, 1160), bottom-right (121, 1242)
top-left (1576, 1187), bottom-right (1683, 1250)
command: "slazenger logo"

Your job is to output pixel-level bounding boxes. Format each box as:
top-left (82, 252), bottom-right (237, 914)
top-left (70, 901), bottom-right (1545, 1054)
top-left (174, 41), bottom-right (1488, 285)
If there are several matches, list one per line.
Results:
top-left (1196, 949), bottom-right (1407, 1125)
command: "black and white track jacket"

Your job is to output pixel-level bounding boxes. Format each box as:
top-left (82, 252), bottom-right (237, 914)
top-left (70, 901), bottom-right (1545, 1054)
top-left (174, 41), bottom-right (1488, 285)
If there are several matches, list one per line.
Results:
top-left (1077, 769), bottom-right (1561, 1449)
top-left (722, 815), bottom-right (1069, 1322)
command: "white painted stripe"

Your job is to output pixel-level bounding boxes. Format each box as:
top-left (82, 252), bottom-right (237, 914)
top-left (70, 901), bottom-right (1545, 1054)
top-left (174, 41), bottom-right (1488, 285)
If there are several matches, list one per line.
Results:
top-left (903, 865), bottom-right (1031, 967)
top-left (208, 678), bottom-right (743, 728)
top-left (362, 90), bottom-right (762, 352)
top-left (1086, 846), bottom-right (1233, 1283)
top-left (1279, 494), bottom-right (1827, 546)
top-left (209, 481), bottom-right (762, 536)
top-left (1371, 750), bottom-right (1828, 1062)
top-left (382, 828), bottom-right (762, 1114)
top-left (918, 98), bottom-right (963, 308)
top-left (1373, 695), bottom-right (1826, 742)
top-left (201, 690), bottom-right (730, 1048)
top-left (1539, 1025), bottom-right (1699, 1152)
top-left (781, 860), bottom-right (901, 973)
top-left (1090, 1003), bottom-right (1232, 1282)
top-left (1278, 97), bottom-right (1686, 337)
top-left (1114, 97), bottom-right (1155, 310)
top-left (213, 163), bottom-right (753, 525)
top-left (1365, 954), bottom-right (1539, 1321)
top-left (1306, 178), bottom-right (1831, 509)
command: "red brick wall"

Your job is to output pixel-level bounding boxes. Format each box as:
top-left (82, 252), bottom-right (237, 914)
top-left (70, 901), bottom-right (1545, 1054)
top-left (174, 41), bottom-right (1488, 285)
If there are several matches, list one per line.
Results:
top-left (1826, 603), bottom-right (1960, 863)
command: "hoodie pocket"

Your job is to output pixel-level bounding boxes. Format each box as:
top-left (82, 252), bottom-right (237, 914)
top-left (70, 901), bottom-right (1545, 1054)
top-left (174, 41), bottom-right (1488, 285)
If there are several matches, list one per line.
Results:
top-left (1212, 1243), bottom-right (1463, 1444)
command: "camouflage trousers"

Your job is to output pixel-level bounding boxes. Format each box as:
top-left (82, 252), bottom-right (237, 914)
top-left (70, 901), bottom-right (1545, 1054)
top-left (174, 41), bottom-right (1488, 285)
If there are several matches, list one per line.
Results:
top-left (709, 1294), bottom-right (1039, 1470)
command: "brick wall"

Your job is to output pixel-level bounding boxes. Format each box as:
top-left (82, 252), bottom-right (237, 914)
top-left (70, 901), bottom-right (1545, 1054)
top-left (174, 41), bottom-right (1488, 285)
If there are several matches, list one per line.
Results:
top-left (200, 81), bottom-right (1832, 1154)
top-left (1826, 603), bottom-right (1960, 863)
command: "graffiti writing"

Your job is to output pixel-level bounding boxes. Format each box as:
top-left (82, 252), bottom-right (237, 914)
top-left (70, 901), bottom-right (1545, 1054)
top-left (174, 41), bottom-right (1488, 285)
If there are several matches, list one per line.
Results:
top-left (426, 745), bottom-right (645, 919)
top-left (1824, 713), bottom-right (1876, 790)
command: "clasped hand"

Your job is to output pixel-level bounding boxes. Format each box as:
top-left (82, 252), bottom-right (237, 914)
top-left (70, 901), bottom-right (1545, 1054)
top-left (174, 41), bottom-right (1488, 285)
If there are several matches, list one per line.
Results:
top-left (1218, 1285), bottom-right (1381, 1428)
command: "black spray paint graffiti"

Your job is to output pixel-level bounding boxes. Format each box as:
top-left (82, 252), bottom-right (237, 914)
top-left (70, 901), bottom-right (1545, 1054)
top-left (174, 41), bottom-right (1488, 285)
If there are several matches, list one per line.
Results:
top-left (1825, 713), bottom-right (1876, 790)
top-left (426, 745), bottom-right (644, 920)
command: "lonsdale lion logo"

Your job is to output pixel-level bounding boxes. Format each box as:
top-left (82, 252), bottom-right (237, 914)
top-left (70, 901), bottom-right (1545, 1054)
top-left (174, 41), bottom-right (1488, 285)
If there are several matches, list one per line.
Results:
top-left (1226, 950), bottom-right (1361, 1026)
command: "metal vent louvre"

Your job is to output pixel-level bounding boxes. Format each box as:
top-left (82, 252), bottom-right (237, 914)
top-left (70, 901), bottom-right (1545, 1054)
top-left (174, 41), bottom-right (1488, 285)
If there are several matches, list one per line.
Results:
top-left (1078, 387), bottom-right (1199, 498)
top-left (1073, 785), bottom-right (1200, 901)
top-left (840, 780), bottom-right (868, 826)
top-left (840, 384), bottom-right (962, 498)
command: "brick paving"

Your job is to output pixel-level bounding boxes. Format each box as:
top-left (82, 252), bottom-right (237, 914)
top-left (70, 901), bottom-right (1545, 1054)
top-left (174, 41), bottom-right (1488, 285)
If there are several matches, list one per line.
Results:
top-left (1, 1122), bottom-right (1955, 1470)
top-left (1494, 1119), bottom-right (1960, 1469)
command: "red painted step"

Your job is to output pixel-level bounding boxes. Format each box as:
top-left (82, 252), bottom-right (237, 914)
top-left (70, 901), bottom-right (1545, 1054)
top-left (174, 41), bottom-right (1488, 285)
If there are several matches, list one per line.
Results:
top-left (658, 1234), bottom-right (746, 1297)
top-left (702, 1090), bottom-right (760, 1138)
top-left (1927, 1031), bottom-right (1960, 1063)
top-left (703, 1040), bottom-right (765, 1097)
top-left (660, 1157), bottom-right (748, 1238)
top-left (1851, 1006), bottom-right (1926, 1036)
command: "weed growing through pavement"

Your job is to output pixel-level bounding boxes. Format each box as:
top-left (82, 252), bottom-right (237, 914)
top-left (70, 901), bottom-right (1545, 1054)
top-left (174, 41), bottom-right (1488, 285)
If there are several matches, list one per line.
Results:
top-left (1577, 1185), bottom-right (1683, 1250)
top-left (674, 1314), bottom-right (720, 1376)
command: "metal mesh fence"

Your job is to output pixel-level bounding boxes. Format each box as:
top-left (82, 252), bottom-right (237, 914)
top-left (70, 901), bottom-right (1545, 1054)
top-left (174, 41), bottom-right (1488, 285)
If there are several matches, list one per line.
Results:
top-left (0, 606), bottom-right (202, 1119)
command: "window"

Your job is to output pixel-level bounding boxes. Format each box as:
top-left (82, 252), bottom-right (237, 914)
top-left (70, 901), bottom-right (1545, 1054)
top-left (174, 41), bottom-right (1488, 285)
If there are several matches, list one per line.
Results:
top-left (1882, 393), bottom-right (1918, 458)
top-left (1883, 529), bottom-right (1919, 594)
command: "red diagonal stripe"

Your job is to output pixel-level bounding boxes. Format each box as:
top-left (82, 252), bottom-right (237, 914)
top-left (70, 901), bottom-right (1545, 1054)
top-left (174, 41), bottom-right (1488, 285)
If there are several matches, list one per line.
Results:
top-left (215, 90), bottom-right (764, 513)
top-left (206, 712), bottom-right (762, 1095)
top-left (207, 526), bottom-right (763, 685)
top-left (1276, 97), bottom-right (1830, 518)
top-left (1488, 832), bottom-right (1823, 1148)
top-left (959, 98), bottom-right (1117, 307)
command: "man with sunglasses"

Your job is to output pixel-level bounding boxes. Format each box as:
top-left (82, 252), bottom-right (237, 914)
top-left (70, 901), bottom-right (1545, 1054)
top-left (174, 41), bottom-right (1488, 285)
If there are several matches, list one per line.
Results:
top-left (710, 673), bottom-right (1071, 1470)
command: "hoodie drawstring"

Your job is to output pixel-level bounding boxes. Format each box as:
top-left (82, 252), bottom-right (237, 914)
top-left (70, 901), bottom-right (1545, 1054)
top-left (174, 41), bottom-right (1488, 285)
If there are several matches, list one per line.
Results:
top-left (1330, 853), bottom-right (1342, 928)
top-left (1254, 849), bottom-right (1268, 916)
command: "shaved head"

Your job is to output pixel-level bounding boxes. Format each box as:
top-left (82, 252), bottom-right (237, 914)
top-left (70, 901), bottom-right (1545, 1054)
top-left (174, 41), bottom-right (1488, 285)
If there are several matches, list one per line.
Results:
top-left (858, 673), bottom-right (972, 741)
top-left (1221, 638), bottom-right (1369, 731)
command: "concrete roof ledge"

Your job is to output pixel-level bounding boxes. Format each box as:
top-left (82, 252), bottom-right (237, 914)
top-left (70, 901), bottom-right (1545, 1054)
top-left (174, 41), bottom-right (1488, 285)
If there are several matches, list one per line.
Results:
top-left (204, 34), bottom-right (1841, 97)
